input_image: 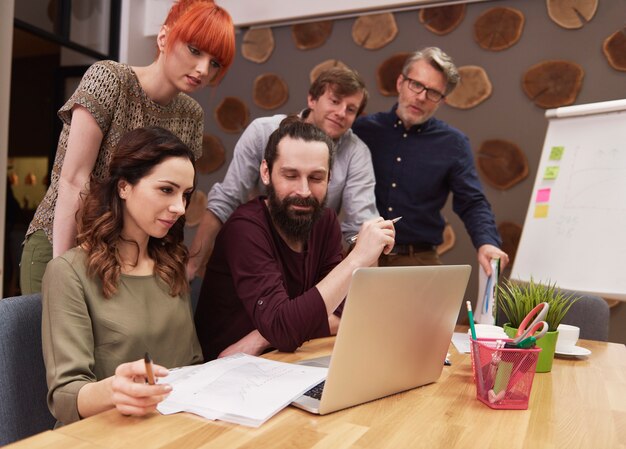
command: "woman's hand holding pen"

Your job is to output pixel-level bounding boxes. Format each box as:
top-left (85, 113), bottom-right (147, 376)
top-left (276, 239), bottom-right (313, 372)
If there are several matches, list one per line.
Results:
top-left (110, 358), bottom-right (172, 417)
top-left (350, 217), bottom-right (397, 266)
top-left (76, 358), bottom-right (172, 419)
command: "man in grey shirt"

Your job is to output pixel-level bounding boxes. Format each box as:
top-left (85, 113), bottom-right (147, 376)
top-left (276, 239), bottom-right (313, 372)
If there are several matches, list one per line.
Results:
top-left (187, 68), bottom-right (378, 280)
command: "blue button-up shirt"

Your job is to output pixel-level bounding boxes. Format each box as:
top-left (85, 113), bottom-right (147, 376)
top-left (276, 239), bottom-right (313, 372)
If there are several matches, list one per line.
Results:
top-left (353, 105), bottom-right (501, 249)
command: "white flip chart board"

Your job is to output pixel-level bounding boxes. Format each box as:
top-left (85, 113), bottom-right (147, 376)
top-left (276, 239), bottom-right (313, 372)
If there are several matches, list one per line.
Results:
top-left (511, 99), bottom-right (626, 301)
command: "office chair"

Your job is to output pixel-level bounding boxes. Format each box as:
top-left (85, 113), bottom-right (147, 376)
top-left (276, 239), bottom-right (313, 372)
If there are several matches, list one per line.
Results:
top-left (496, 289), bottom-right (610, 341)
top-left (559, 291), bottom-right (610, 341)
top-left (0, 293), bottom-right (56, 446)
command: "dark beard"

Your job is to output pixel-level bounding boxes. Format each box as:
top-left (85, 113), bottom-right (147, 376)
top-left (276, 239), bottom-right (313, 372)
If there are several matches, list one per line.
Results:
top-left (266, 183), bottom-right (326, 243)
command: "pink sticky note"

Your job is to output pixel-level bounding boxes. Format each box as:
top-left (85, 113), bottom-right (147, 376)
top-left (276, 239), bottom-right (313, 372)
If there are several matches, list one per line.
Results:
top-left (536, 188), bottom-right (551, 203)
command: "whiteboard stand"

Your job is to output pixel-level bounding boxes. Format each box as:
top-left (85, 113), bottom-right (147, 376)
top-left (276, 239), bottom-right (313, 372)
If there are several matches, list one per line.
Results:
top-left (511, 99), bottom-right (626, 301)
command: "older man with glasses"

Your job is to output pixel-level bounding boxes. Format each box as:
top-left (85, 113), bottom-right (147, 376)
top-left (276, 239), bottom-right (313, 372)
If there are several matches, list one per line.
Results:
top-left (352, 47), bottom-right (508, 275)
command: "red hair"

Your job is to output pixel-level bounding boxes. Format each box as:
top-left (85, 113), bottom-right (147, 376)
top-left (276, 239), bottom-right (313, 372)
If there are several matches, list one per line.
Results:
top-left (164, 0), bottom-right (235, 85)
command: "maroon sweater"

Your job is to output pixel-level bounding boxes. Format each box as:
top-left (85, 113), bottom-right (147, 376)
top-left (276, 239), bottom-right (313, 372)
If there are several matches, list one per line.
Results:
top-left (194, 197), bottom-right (344, 360)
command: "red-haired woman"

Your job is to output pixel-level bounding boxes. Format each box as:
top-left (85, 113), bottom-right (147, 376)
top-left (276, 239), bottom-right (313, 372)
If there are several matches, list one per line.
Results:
top-left (21, 0), bottom-right (235, 293)
top-left (42, 127), bottom-right (202, 425)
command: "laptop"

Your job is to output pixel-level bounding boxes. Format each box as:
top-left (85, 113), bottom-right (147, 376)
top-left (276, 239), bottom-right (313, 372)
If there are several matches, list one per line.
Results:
top-left (291, 264), bottom-right (471, 415)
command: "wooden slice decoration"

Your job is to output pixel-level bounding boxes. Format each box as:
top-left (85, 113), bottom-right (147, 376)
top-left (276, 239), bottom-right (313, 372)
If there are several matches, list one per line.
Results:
top-left (185, 189), bottom-right (207, 227)
top-left (309, 59), bottom-right (349, 84)
top-left (476, 139), bottom-right (528, 190)
top-left (445, 65), bottom-right (492, 109)
top-left (436, 223), bottom-right (456, 256)
top-left (522, 60), bottom-right (584, 109)
top-left (253, 73), bottom-right (289, 110)
top-left (419, 5), bottom-right (466, 36)
top-left (473, 7), bottom-right (524, 51)
top-left (214, 97), bottom-right (249, 133)
top-left (352, 13), bottom-right (398, 50)
top-left (603, 28), bottom-right (626, 72)
top-left (497, 221), bottom-right (522, 266)
top-left (292, 21), bottom-right (333, 50)
top-left (546, 0), bottom-right (598, 29)
top-left (72, 1), bottom-right (95, 20)
top-left (196, 134), bottom-right (225, 174)
top-left (376, 52), bottom-right (411, 97)
top-left (241, 28), bottom-right (274, 64)
top-left (47, 0), bottom-right (58, 23)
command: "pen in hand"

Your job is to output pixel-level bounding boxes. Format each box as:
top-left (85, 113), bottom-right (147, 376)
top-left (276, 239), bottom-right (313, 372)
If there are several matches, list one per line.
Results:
top-left (347, 216), bottom-right (402, 245)
top-left (144, 352), bottom-right (156, 385)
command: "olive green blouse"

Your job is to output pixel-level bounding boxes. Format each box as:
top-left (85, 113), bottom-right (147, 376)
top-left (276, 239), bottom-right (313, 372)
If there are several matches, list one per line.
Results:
top-left (42, 247), bottom-right (203, 425)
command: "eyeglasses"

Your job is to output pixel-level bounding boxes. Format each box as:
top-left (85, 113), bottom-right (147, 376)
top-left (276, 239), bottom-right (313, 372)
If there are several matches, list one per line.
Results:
top-left (402, 75), bottom-right (445, 103)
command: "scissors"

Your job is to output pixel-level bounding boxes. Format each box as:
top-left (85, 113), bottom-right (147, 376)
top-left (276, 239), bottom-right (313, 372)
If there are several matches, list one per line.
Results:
top-left (510, 302), bottom-right (549, 346)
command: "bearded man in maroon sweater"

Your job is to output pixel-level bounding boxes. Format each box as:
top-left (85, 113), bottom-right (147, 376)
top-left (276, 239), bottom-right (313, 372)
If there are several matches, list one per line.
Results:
top-left (194, 117), bottom-right (396, 360)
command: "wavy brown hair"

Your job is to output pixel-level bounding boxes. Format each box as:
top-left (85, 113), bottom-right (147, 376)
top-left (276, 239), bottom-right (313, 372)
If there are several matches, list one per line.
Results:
top-left (76, 127), bottom-right (196, 298)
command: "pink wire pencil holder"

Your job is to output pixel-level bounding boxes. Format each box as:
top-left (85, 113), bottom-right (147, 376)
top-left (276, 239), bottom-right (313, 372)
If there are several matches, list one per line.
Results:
top-left (470, 338), bottom-right (541, 410)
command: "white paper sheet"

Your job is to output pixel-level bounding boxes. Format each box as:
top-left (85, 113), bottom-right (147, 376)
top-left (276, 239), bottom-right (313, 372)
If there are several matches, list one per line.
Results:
top-left (157, 353), bottom-right (327, 427)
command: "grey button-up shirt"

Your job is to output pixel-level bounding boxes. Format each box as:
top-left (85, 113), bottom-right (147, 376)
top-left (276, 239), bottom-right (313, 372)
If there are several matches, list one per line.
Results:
top-left (207, 114), bottom-right (379, 241)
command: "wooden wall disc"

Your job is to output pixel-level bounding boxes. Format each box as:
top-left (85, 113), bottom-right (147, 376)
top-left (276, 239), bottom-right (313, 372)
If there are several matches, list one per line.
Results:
top-left (547, 0), bottom-right (598, 29)
top-left (473, 7), bottom-right (524, 51)
top-left (476, 139), bottom-right (528, 190)
top-left (185, 189), bottom-right (207, 227)
top-left (603, 29), bottom-right (626, 72)
top-left (522, 60), bottom-right (584, 109)
top-left (72, 1), bottom-right (95, 20)
top-left (309, 59), bottom-right (349, 83)
top-left (47, 0), bottom-right (57, 23)
top-left (292, 20), bottom-right (333, 50)
top-left (241, 28), bottom-right (275, 63)
top-left (253, 73), bottom-right (289, 110)
top-left (214, 97), bottom-right (250, 133)
top-left (419, 5), bottom-right (466, 35)
top-left (352, 13), bottom-right (398, 50)
top-left (497, 221), bottom-right (522, 266)
top-left (445, 65), bottom-right (492, 109)
top-left (376, 52), bottom-right (411, 96)
top-left (436, 223), bottom-right (456, 255)
top-left (197, 134), bottom-right (226, 174)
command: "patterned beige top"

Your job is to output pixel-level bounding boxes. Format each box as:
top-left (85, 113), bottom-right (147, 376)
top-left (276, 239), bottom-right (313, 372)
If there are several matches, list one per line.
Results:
top-left (27, 60), bottom-right (204, 243)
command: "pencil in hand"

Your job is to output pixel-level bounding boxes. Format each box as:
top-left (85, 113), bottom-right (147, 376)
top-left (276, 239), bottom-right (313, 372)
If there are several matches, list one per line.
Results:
top-left (144, 352), bottom-right (156, 385)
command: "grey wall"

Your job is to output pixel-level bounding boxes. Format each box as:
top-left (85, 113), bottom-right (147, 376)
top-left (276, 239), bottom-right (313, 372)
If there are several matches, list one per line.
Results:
top-left (189, 0), bottom-right (626, 342)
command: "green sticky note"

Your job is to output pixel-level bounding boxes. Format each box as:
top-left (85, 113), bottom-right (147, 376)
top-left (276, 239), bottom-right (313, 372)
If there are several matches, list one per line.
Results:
top-left (550, 146), bottom-right (564, 160)
top-left (544, 166), bottom-right (560, 180)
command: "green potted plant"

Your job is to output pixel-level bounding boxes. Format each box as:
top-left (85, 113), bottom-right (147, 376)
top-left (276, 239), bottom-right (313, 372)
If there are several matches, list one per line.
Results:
top-left (498, 278), bottom-right (580, 372)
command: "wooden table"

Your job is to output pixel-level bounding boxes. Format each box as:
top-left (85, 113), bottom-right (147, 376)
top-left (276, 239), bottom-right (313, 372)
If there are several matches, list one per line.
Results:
top-left (8, 337), bottom-right (626, 449)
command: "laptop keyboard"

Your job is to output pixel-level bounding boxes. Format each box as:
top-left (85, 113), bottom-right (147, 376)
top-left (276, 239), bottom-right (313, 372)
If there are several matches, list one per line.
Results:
top-left (303, 381), bottom-right (325, 400)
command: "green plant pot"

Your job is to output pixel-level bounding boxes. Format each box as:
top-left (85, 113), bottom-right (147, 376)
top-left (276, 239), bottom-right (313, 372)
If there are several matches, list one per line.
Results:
top-left (503, 324), bottom-right (558, 373)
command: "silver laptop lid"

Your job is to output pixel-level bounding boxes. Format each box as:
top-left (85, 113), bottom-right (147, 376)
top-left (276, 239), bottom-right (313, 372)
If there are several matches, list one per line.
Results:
top-left (318, 265), bottom-right (471, 414)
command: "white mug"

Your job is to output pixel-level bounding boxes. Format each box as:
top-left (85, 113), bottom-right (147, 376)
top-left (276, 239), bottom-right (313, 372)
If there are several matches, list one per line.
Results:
top-left (556, 324), bottom-right (580, 352)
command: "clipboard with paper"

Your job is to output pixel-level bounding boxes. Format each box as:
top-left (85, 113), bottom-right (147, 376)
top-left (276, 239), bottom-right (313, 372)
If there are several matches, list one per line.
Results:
top-left (475, 258), bottom-right (500, 325)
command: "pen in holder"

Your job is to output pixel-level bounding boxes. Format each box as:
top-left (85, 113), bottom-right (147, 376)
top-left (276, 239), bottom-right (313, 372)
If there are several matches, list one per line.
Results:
top-left (470, 338), bottom-right (541, 410)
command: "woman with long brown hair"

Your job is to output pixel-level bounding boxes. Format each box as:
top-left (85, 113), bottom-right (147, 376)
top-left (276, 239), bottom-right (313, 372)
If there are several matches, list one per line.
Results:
top-left (42, 127), bottom-right (202, 426)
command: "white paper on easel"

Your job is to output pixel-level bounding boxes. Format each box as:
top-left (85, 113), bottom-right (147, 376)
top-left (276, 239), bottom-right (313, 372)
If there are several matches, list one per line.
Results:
top-left (475, 258), bottom-right (499, 324)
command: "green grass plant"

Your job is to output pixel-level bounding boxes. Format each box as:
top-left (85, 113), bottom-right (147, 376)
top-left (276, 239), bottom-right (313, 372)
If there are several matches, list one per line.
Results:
top-left (498, 278), bottom-right (580, 332)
